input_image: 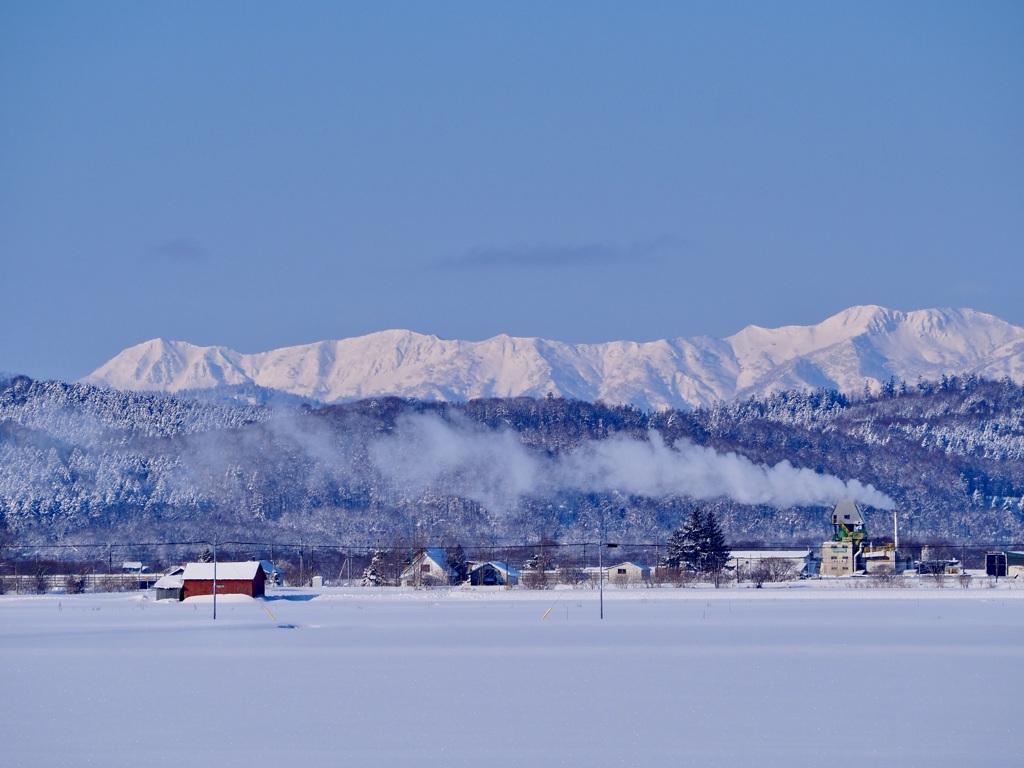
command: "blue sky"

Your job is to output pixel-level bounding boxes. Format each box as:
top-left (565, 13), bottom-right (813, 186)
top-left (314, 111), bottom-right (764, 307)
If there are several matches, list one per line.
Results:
top-left (2, 1), bottom-right (1022, 381)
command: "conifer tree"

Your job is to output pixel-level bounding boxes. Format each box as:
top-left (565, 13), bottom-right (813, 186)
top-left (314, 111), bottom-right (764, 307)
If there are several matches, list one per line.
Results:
top-left (661, 527), bottom-right (687, 569)
top-left (446, 544), bottom-right (469, 585)
top-left (663, 508), bottom-right (729, 573)
top-left (361, 550), bottom-right (385, 587)
top-left (663, 508), bottom-right (703, 570)
top-left (698, 509), bottom-right (729, 573)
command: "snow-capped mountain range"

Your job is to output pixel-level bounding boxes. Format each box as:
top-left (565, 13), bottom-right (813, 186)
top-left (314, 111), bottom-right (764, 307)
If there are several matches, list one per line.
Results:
top-left (82, 306), bottom-right (1024, 410)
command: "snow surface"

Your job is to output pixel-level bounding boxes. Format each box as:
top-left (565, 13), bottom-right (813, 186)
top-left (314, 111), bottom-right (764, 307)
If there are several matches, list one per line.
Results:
top-left (2, 580), bottom-right (1022, 767)
top-left (82, 306), bottom-right (1024, 410)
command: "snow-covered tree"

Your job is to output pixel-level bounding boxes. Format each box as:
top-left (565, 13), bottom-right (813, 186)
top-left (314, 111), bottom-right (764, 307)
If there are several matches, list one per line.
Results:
top-left (698, 509), bottom-right (729, 573)
top-left (663, 508), bottom-right (729, 573)
top-left (361, 550), bottom-right (385, 587)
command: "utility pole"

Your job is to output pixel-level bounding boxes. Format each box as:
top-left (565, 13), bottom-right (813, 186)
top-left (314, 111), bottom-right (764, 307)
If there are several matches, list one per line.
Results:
top-left (599, 539), bottom-right (620, 620)
top-left (212, 538), bottom-right (218, 621)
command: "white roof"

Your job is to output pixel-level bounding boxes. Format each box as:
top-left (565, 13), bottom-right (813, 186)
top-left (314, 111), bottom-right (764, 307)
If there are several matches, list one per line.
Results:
top-left (863, 550), bottom-right (894, 559)
top-left (400, 548), bottom-right (453, 578)
top-left (471, 561), bottom-right (522, 578)
top-left (182, 562), bottom-right (262, 581)
top-left (153, 575), bottom-right (183, 589)
top-left (730, 551), bottom-right (811, 560)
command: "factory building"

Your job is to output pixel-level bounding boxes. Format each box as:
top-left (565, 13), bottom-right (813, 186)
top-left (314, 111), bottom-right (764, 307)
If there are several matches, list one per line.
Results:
top-left (820, 500), bottom-right (912, 576)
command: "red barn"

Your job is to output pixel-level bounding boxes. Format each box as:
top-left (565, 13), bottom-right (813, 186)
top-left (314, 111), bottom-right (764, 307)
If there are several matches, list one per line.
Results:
top-left (181, 561), bottom-right (266, 599)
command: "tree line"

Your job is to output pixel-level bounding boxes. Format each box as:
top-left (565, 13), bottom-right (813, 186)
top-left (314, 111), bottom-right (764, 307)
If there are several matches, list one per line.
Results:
top-left (2, 374), bottom-right (1024, 548)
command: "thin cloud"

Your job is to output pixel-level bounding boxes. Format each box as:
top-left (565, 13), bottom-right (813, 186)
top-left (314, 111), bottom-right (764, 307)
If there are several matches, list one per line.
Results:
top-left (441, 237), bottom-right (679, 271)
top-left (154, 238), bottom-right (209, 262)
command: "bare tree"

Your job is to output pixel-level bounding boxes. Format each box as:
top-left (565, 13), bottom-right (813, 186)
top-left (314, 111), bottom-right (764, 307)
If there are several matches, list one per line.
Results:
top-left (556, 561), bottom-right (588, 588)
top-left (0, 523), bottom-right (13, 596)
top-left (31, 560), bottom-right (53, 594)
top-left (523, 546), bottom-right (557, 589)
top-left (869, 565), bottom-right (903, 587)
top-left (654, 566), bottom-right (696, 588)
top-left (749, 558), bottom-right (797, 587)
top-left (706, 563), bottom-right (732, 588)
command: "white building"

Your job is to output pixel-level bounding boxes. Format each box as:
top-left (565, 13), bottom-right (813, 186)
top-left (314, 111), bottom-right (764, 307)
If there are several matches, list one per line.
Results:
top-left (469, 561), bottom-right (521, 586)
top-left (605, 562), bottom-right (651, 584)
top-left (400, 548), bottom-right (455, 586)
top-left (729, 550), bottom-right (820, 579)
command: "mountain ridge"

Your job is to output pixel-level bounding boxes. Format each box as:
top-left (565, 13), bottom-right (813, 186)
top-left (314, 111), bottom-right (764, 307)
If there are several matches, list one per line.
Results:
top-left (81, 306), bottom-right (1024, 410)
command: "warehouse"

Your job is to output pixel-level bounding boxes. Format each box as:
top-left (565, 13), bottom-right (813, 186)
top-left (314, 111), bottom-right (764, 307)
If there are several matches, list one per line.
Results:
top-left (181, 561), bottom-right (266, 599)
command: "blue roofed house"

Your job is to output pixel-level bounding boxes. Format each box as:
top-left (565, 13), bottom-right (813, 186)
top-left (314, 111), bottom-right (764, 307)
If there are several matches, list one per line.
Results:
top-left (469, 561), bottom-right (521, 586)
top-left (400, 547), bottom-right (456, 586)
top-left (259, 560), bottom-right (285, 586)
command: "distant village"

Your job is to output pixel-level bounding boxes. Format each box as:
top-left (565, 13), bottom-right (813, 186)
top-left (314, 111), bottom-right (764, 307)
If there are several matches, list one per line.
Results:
top-left (3, 502), bottom-right (1021, 599)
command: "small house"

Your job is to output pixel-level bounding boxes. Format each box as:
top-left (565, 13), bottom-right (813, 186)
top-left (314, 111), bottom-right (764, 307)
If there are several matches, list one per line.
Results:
top-left (469, 561), bottom-right (521, 586)
top-left (153, 573), bottom-right (184, 601)
top-left (259, 560), bottom-right (285, 586)
top-left (917, 559), bottom-right (962, 576)
top-left (861, 547), bottom-right (914, 574)
top-left (986, 551), bottom-right (1024, 577)
top-left (606, 562), bottom-right (651, 585)
top-left (181, 561), bottom-right (266, 599)
top-left (400, 548), bottom-right (455, 586)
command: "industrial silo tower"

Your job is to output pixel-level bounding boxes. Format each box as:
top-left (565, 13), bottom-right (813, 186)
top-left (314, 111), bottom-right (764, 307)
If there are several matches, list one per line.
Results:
top-left (821, 499), bottom-right (867, 576)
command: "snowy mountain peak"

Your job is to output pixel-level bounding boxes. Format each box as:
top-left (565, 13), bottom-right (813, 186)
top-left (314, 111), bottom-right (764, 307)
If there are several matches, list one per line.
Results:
top-left (82, 307), bottom-right (1024, 410)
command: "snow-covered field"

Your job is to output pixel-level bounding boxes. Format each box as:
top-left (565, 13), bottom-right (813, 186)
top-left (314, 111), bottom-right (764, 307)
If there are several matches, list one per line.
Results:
top-left (2, 581), bottom-right (1023, 767)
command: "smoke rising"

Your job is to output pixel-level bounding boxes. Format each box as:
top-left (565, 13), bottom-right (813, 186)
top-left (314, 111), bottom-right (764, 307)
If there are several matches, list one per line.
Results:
top-left (370, 413), bottom-right (541, 512)
top-left (370, 414), bottom-right (896, 511)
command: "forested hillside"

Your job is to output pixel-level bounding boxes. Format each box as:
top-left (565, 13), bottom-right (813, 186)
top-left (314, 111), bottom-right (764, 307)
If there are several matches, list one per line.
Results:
top-left (2, 373), bottom-right (1023, 550)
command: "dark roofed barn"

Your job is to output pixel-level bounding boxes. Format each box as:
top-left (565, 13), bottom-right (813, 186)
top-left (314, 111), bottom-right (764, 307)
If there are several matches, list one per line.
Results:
top-left (182, 562), bottom-right (266, 599)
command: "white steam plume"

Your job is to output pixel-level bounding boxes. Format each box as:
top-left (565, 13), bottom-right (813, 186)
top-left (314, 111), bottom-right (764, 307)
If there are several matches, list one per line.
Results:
top-left (370, 415), bottom-right (896, 511)
top-left (554, 431), bottom-right (895, 509)
top-left (370, 413), bottom-right (541, 512)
